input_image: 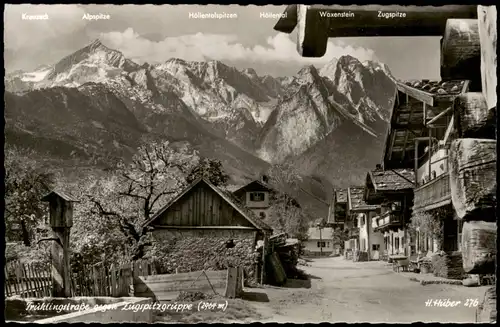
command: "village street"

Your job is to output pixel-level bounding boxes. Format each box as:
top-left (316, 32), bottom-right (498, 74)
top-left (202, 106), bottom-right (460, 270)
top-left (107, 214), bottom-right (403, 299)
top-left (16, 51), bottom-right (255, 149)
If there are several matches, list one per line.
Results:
top-left (245, 257), bottom-right (488, 323)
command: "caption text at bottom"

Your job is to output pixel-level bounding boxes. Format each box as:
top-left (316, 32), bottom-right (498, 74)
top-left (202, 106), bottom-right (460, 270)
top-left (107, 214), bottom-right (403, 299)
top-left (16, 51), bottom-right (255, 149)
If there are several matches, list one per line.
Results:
top-left (26, 301), bottom-right (229, 313)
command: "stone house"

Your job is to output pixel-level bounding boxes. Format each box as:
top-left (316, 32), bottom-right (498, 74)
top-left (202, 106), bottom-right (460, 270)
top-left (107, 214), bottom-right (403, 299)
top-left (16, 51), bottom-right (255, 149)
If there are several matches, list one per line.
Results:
top-left (143, 178), bottom-right (272, 280)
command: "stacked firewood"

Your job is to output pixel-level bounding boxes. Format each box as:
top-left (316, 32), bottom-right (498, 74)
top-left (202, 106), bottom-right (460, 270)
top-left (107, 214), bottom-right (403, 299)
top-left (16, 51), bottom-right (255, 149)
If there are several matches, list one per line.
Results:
top-left (431, 251), bottom-right (466, 280)
top-left (445, 6), bottom-right (496, 323)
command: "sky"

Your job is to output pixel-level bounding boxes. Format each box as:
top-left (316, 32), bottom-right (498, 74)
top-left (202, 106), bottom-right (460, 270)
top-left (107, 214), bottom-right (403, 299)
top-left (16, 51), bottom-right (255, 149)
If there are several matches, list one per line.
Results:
top-left (4, 4), bottom-right (441, 79)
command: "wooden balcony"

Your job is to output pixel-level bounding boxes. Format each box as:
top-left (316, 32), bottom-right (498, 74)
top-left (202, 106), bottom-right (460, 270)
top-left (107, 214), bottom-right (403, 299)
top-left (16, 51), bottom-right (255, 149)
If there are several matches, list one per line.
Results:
top-left (413, 172), bottom-right (451, 212)
top-left (372, 211), bottom-right (402, 232)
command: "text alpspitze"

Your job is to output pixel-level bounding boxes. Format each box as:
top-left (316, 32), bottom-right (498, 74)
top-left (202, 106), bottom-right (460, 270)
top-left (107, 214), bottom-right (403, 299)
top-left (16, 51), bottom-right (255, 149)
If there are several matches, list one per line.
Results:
top-left (82, 13), bottom-right (111, 20)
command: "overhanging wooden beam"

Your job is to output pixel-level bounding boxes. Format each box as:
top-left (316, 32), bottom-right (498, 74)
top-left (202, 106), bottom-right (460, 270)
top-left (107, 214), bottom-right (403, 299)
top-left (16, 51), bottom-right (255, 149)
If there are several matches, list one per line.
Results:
top-left (397, 83), bottom-right (434, 106)
top-left (426, 106), bottom-right (453, 126)
top-left (273, 5), bottom-right (298, 34)
top-left (276, 5), bottom-right (478, 58)
top-left (442, 116), bottom-right (454, 146)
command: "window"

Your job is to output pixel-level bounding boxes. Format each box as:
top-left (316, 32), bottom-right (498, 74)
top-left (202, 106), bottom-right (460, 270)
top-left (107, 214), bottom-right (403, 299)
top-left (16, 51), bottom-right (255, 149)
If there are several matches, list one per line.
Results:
top-left (372, 244), bottom-right (380, 251)
top-left (259, 212), bottom-right (266, 219)
top-left (395, 237), bottom-right (400, 250)
top-left (391, 201), bottom-right (401, 212)
top-left (317, 241), bottom-right (326, 248)
top-left (250, 192), bottom-right (265, 202)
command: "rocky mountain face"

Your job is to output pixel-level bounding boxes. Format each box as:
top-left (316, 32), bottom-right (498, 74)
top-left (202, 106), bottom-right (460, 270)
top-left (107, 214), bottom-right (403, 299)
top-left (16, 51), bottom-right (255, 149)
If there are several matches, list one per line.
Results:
top-left (257, 55), bottom-right (396, 187)
top-left (5, 39), bottom-right (396, 190)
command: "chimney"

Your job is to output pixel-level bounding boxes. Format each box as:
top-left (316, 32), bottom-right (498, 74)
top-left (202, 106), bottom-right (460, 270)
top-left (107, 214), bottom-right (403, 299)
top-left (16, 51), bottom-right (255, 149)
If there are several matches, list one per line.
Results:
top-left (375, 164), bottom-right (382, 170)
top-left (262, 175), bottom-right (269, 183)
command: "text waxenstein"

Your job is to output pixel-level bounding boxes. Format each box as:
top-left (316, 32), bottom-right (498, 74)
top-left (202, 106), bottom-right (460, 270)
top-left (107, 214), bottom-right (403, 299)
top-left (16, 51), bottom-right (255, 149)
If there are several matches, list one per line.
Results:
top-left (319, 11), bottom-right (355, 18)
top-left (188, 12), bottom-right (238, 19)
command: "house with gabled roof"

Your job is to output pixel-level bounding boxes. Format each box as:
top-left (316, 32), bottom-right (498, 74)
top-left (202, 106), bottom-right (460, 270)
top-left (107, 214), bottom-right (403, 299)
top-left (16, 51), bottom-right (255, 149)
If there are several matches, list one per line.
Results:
top-left (143, 178), bottom-right (272, 281)
top-left (326, 188), bottom-right (348, 227)
top-left (232, 179), bottom-right (274, 221)
top-left (364, 166), bottom-right (415, 258)
top-left (232, 177), bottom-right (301, 223)
top-left (346, 187), bottom-right (382, 260)
top-left (377, 78), bottom-right (468, 261)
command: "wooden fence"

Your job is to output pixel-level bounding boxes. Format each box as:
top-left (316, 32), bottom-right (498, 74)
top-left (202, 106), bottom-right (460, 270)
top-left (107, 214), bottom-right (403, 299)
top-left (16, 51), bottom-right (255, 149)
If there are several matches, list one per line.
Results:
top-left (4, 261), bottom-right (52, 298)
top-left (5, 260), bottom-right (245, 300)
top-left (5, 259), bottom-right (156, 298)
top-left (72, 259), bottom-right (156, 297)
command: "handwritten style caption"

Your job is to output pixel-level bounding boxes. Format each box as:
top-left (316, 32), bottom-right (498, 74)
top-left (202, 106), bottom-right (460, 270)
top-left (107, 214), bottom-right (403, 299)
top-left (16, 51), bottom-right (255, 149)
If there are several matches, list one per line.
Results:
top-left (425, 298), bottom-right (479, 308)
top-left (26, 300), bottom-right (229, 313)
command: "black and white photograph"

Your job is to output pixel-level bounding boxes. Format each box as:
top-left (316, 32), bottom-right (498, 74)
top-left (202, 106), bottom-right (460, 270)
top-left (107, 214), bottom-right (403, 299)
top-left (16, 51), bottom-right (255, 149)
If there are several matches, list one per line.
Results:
top-left (4, 4), bottom-right (497, 323)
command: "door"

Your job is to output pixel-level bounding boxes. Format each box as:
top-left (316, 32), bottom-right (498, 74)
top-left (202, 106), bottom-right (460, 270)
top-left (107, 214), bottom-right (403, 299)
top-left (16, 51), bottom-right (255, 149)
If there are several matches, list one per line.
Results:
top-left (372, 244), bottom-right (380, 260)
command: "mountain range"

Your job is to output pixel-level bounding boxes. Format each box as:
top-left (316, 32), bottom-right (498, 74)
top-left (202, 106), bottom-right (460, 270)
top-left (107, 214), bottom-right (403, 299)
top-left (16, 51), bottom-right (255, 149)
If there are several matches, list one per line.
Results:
top-left (5, 39), bottom-right (396, 214)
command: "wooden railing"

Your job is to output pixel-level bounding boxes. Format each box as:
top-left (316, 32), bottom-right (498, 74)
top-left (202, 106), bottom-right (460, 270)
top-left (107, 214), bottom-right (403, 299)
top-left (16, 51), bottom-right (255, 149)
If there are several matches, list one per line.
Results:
top-left (413, 171), bottom-right (451, 211)
top-left (372, 211), bottom-right (402, 232)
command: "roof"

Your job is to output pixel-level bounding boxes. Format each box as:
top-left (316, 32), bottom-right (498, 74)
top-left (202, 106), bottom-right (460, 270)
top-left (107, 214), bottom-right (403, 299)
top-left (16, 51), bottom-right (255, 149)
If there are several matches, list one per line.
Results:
top-left (307, 227), bottom-right (334, 240)
top-left (143, 178), bottom-right (272, 231)
top-left (368, 168), bottom-right (415, 192)
top-left (397, 80), bottom-right (468, 106)
top-left (348, 187), bottom-right (379, 212)
top-left (232, 180), bottom-right (273, 194)
top-left (383, 79), bottom-right (468, 170)
top-left (41, 189), bottom-right (78, 202)
top-left (335, 189), bottom-right (348, 203)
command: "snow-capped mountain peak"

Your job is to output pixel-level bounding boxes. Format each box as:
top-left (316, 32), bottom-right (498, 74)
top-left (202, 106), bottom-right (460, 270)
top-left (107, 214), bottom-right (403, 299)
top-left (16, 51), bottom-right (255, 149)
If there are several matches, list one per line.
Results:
top-left (5, 40), bottom-right (396, 188)
top-left (318, 57), bottom-right (339, 79)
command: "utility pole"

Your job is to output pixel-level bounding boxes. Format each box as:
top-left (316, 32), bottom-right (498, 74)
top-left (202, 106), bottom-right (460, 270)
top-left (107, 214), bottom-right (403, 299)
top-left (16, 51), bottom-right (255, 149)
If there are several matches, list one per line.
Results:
top-left (317, 222), bottom-right (323, 257)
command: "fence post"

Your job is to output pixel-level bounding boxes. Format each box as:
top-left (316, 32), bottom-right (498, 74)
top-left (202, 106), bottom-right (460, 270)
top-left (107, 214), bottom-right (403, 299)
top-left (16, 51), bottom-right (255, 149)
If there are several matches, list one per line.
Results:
top-left (225, 267), bottom-right (237, 298)
top-left (30, 264), bottom-right (41, 298)
top-left (110, 264), bottom-right (117, 297)
top-left (4, 266), bottom-right (11, 297)
top-left (22, 264), bottom-right (32, 297)
top-left (236, 266), bottom-right (244, 298)
top-left (92, 266), bottom-right (99, 296)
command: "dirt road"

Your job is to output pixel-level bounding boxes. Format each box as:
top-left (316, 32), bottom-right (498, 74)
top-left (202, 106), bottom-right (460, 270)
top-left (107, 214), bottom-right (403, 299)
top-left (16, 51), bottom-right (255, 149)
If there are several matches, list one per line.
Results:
top-left (244, 257), bottom-right (488, 323)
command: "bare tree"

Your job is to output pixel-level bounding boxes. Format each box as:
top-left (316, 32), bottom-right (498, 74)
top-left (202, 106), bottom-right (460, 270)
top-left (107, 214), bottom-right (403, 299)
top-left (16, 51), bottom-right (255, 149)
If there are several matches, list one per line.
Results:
top-left (88, 141), bottom-right (199, 260)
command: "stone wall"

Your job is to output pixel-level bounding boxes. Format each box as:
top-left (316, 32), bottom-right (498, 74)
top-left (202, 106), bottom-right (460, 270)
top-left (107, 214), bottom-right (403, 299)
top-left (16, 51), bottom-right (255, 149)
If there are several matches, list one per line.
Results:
top-left (149, 229), bottom-right (261, 281)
